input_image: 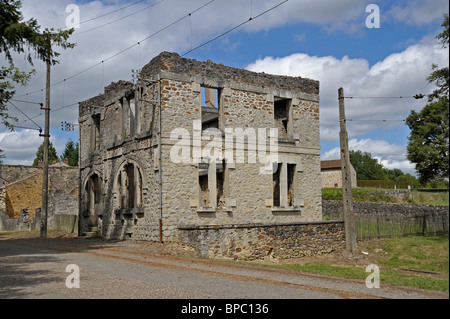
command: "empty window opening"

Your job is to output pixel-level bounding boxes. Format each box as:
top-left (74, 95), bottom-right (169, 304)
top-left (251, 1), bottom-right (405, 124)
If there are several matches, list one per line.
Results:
top-left (273, 163), bottom-right (281, 207)
top-left (117, 98), bottom-right (123, 141)
top-left (287, 164), bottom-right (296, 206)
top-left (198, 160), bottom-right (227, 208)
top-left (92, 114), bottom-right (101, 151)
top-left (216, 162), bottom-right (225, 207)
top-left (126, 164), bottom-right (135, 208)
top-left (84, 173), bottom-right (101, 227)
top-left (117, 172), bottom-right (123, 209)
top-left (201, 87), bottom-right (220, 131)
top-left (202, 87), bottom-right (219, 108)
top-left (274, 98), bottom-right (291, 138)
top-left (117, 163), bottom-right (143, 210)
top-left (129, 97), bottom-right (136, 137)
top-left (199, 170), bottom-right (209, 207)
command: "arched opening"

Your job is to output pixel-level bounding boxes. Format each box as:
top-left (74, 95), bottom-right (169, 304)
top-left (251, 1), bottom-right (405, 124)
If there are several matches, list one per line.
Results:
top-left (116, 162), bottom-right (143, 210)
top-left (84, 172), bottom-right (102, 228)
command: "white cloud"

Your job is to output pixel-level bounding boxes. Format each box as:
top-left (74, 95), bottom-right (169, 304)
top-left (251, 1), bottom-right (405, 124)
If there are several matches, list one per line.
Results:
top-left (2, 0), bottom-right (448, 166)
top-left (386, 0), bottom-right (449, 26)
top-left (321, 138), bottom-right (416, 175)
top-left (246, 35), bottom-right (449, 143)
top-left (0, 129), bottom-right (66, 165)
top-left (246, 37), bottom-right (449, 176)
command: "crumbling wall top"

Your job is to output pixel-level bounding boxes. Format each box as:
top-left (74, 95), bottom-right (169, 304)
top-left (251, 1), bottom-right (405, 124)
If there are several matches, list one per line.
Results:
top-left (79, 93), bottom-right (105, 116)
top-left (141, 52), bottom-right (319, 95)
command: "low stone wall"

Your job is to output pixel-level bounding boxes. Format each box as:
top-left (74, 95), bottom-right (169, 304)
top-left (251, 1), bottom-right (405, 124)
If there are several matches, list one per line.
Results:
top-left (0, 208), bottom-right (78, 234)
top-left (177, 221), bottom-right (345, 261)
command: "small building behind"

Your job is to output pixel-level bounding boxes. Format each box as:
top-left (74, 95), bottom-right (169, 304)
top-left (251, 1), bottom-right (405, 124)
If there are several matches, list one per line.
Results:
top-left (321, 159), bottom-right (357, 188)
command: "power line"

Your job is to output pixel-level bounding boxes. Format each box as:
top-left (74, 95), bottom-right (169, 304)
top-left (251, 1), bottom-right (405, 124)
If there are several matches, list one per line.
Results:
top-left (11, 125), bottom-right (42, 132)
top-left (10, 99), bottom-right (43, 107)
top-left (347, 119), bottom-right (406, 122)
top-left (182, 0), bottom-right (288, 57)
top-left (8, 101), bottom-right (42, 130)
top-left (324, 149), bottom-right (406, 156)
top-left (343, 94), bottom-right (426, 100)
top-left (12, 101), bottom-right (78, 129)
top-left (11, 0), bottom-right (288, 126)
top-left (16, 0), bottom-right (216, 99)
top-left (64, 0), bottom-right (146, 29)
top-left (73, 0), bottom-right (166, 36)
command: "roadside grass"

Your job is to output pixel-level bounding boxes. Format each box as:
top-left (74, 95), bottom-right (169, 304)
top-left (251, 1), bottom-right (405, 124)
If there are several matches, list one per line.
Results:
top-left (267, 236), bottom-right (449, 292)
top-left (380, 236), bottom-right (449, 273)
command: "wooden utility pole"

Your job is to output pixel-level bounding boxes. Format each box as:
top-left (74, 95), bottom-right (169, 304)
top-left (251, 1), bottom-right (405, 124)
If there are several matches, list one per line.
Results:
top-left (40, 58), bottom-right (51, 239)
top-left (338, 87), bottom-right (357, 254)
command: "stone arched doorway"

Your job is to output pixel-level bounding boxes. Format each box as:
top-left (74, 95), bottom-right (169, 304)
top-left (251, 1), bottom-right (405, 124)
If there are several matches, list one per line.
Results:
top-left (83, 172), bottom-right (102, 229)
top-left (116, 162), bottom-right (143, 210)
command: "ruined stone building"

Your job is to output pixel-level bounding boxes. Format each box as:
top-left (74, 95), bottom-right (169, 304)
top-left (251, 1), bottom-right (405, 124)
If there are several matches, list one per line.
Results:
top-left (79, 52), bottom-right (343, 259)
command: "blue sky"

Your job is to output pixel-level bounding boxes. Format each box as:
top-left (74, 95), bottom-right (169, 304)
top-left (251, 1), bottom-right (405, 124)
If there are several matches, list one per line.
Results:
top-left (1, 0), bottom-right (449, 176)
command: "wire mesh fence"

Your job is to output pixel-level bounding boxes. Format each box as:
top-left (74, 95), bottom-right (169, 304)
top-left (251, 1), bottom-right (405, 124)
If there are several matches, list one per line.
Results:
top-left (355, 211), bottom-right (449, 240)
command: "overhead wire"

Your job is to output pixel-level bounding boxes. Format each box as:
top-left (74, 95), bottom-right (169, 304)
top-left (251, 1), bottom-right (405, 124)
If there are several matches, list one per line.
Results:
top-left (9, 0), bottom-right (289, 130)
top-left (73, 0), bottom-right (166, 36)
top-left (182, 0), bottom-right (288, 57)
top-left (16, 0), bottom-right (217, 99)
top-left (63, 0), bottom-right (146, 29)
top-left (8, 101), bottom-right (42, 130)
top-left (347, 119), bottom-right (406, 122)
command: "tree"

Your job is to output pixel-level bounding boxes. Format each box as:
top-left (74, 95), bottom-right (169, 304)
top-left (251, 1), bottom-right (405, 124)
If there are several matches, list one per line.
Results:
top-left (1, 0), bottom-right (75, 159)
top-left (33, 141), bottom-right (58, 166)
top-left (60, 139), bottom-right (79, 166)
top-left (349, 150), bottom-right (386, 180)
top-left (1, 1), bottom-right (75, 66)
top-left (0, 65), bottom-right (33, 129)
top-left (406, 14), bottom-right (449, 183)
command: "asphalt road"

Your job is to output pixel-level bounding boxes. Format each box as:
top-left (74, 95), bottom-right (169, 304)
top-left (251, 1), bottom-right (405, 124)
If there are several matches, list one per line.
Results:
top-left (0, 235), bottom-right (447, 303)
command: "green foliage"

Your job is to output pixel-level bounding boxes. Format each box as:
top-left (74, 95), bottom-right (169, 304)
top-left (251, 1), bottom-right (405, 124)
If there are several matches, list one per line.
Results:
top-left (1, 0), bottom-right (75, 161)
top-left (357, 180), bottom-right (409, 189)
top-left (406, 14), bottom-right (449, 183)
top-left (411, 191), bottom-right (449, 206)
top-left (322, 188), bottom-right (448, 205)
top-left (436, 13), bottom-right (449, 48)
top-left (33, 141), bottom-right (58, 166)
top-left (349, 150), bottom-right (419, 186)
top-left (0, 65), bottom-right (34, 129)
top-left (406, 99), bottom-right (449, 183)
top-left (60, 139), bottom-right (79, 166)
top-left (322, 188), bottom-right (399, 203)
top-left (349, 150), bottom-right (386, 180)
top-left (0, 0), bottom-right (75, 66)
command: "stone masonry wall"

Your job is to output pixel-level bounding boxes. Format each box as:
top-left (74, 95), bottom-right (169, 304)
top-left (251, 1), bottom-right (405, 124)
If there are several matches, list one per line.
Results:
top-left (3, 172), bottom-right (42, 219)
top-left (177, 221), bottom-right (345, 261)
